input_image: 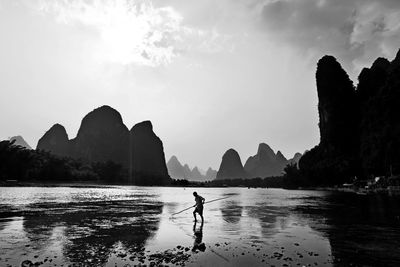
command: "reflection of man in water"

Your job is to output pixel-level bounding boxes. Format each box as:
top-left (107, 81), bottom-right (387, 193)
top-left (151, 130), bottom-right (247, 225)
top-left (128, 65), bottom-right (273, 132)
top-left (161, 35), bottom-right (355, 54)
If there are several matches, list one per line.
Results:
top-left (192, 221), bottom-right (205, 252)
top-left (193, 192), bottom-right (205, 222)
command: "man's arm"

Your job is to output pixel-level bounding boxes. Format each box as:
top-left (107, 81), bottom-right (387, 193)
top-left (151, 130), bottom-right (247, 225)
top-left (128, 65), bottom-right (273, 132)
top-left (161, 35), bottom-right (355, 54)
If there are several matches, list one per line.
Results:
top-left (201, 196), bottom-right (205, 204)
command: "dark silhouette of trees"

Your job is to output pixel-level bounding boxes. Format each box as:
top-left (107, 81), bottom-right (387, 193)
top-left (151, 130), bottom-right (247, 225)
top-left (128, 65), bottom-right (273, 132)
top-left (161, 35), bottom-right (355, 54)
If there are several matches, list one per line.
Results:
top-left (207, 176), bottom-right (283, 188)
top-left (282, 163), bottom-right (308, 189)
top-left (0, 140), bottom-right (37, 180)
top-left (1, 140), bottom-right (169, 185)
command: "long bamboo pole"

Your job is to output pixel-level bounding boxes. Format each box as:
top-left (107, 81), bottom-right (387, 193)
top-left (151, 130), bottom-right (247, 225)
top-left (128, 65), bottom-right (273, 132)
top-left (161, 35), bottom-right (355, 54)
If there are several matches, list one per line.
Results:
top-left (170, 196), bottom-right (232, 216)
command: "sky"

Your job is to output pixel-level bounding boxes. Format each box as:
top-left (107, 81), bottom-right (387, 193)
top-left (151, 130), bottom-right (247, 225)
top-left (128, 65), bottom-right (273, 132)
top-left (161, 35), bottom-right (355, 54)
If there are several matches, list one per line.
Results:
top-left (1, 0), bottom-right (400, 170)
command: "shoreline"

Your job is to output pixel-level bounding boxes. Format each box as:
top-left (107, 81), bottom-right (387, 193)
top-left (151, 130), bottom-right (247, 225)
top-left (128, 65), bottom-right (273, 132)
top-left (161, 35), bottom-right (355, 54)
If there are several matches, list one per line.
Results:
top-left (300, 186), bottom-right (400, 196)
top-left (0, 181), bottom-right (221, 188)
top-left (1, 181), bottom-right (400, 195)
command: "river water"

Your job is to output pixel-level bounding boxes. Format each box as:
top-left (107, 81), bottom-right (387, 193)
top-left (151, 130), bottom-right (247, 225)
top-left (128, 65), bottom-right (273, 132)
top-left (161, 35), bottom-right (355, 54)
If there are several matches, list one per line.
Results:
top-left (0, 186), bottom-right (399, 266)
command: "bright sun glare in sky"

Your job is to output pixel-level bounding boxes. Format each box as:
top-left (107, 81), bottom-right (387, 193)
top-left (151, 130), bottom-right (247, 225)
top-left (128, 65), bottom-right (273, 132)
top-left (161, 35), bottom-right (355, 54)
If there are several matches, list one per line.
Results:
top-left (39, 0), bottom-right (183, 66)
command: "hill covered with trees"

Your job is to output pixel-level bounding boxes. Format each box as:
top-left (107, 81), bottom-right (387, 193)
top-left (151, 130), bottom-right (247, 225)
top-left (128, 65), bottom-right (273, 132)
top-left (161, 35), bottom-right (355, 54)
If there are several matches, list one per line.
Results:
top-left (294, 49), bottom-right (400, 187)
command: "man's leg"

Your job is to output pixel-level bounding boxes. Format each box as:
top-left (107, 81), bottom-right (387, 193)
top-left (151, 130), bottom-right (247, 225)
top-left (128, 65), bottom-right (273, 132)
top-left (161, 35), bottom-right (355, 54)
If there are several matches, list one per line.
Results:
top-left (193, 210), bottom-right (196, 221)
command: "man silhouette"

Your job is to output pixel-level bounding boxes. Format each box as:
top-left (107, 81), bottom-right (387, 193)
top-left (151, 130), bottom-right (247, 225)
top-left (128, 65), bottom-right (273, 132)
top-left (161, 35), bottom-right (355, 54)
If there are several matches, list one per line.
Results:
top-left (193, 192), bottom-right (205, 222)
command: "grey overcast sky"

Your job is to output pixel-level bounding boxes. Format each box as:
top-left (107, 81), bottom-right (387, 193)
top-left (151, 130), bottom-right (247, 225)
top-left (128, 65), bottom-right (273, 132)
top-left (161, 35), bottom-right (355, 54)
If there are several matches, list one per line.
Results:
top-left (1, 0), bottom-right (400, 170)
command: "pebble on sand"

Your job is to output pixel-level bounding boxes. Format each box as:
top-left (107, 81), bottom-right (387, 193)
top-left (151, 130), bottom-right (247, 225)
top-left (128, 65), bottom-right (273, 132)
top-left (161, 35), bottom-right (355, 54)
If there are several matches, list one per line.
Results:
top-left (21, 260), bottom-right (33, 267)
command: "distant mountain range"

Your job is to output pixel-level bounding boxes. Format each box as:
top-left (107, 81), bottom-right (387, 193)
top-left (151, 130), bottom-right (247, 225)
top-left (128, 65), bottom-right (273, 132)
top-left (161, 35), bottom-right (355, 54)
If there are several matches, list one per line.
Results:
top-left (216, 143), bottom-right (302, 180)
top-left (167, 155), bottom-right (217, 181)
top-left (9, 136), bottom-right (32, 149)
top-left (8, 107), bottom-right (301, 183)
top-left (36, 105), bottom-right (170, 183)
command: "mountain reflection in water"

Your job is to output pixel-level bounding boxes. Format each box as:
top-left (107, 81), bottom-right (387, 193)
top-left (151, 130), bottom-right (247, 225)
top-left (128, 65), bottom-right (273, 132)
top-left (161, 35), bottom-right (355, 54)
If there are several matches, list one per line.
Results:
top-left (0, 186), bottom-right (399, 266)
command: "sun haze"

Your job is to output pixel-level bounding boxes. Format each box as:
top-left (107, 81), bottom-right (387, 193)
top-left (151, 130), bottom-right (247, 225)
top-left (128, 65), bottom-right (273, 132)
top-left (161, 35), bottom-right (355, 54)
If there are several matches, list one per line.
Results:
top-left (1, 0), bottom-right (400, 169)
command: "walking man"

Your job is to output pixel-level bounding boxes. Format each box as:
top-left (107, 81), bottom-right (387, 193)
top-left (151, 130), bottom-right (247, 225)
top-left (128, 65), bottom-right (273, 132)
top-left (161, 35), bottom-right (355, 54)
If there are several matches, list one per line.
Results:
top-left (193, 192), bottom-right (205, 222)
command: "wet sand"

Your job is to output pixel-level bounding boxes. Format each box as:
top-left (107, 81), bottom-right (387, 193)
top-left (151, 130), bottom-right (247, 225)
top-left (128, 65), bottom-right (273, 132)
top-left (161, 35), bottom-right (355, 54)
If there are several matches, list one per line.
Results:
top-left (1, 186), bottom-right (400, 266)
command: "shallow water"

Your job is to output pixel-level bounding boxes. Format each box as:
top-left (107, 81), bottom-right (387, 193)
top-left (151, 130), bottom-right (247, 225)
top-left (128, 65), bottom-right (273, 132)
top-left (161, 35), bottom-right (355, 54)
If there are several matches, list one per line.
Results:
top-left (0, 186), bottom-right (399, 266)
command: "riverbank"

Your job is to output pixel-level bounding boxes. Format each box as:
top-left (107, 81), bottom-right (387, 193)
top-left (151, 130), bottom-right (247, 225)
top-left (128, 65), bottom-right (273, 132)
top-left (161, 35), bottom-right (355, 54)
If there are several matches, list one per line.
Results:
top-left (0, 181), bottom-right (215, 188)
top-left (2, 180), bottom-right (400, 196)
top-left (299, 185), bottom-right (400, 196)
top-left (0, 181), bottom-right (120, 188)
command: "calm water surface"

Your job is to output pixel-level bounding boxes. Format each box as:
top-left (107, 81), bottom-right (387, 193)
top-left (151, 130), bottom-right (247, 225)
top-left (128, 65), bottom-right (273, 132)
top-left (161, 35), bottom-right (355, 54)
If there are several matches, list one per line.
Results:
top-left (0, 186), bottom-right (399, 266)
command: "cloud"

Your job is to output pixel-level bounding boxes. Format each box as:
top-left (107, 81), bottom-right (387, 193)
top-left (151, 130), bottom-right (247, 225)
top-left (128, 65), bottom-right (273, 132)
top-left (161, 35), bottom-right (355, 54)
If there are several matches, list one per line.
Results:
top-left (35, 0), bottom-right (183, 66)
top-left (260, 0), bottom-right (400, 75)
top-left (21, 0), bottom-right (400, 73)
top-left (33, 0), bottom-right (233, 67)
